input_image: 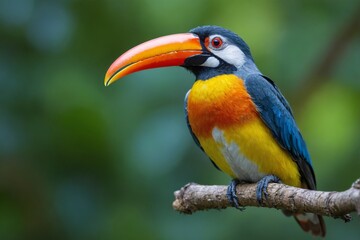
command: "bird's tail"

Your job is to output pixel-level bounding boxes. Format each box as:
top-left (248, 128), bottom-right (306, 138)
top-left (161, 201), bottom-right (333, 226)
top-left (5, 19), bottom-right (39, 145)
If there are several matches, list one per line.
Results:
top-left (283, 211), bottom-right (326, 237)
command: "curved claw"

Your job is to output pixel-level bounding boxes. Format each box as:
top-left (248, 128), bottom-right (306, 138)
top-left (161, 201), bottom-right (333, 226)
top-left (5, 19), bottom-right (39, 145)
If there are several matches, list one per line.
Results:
top-left (226, 179), bottom-right (245, 210)
top-left (256, 175), bottom-right (280, 205)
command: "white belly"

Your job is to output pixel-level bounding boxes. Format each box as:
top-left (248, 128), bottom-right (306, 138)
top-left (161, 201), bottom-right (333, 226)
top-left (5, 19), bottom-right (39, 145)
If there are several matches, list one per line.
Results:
top-left (212, 127), bottom-right (265, 182)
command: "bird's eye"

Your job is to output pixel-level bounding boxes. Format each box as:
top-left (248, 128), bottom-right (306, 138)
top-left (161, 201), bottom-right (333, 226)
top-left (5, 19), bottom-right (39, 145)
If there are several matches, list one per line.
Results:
top-left (211, 37), bottom-right (223, 48)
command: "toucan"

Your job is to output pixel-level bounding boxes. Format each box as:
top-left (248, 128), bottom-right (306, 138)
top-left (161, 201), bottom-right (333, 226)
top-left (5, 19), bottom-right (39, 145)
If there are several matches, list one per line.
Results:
top-left (104, 25), bottom-right (326, 237)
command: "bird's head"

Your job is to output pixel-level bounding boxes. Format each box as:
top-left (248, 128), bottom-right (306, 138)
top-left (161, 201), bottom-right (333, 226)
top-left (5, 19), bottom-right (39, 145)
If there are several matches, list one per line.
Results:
top-left (104, 25), bottom-right (255, 86)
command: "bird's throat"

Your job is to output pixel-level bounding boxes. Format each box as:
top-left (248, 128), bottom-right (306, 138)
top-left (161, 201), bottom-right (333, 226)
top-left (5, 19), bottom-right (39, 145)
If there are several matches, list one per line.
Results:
top-left (187, 74), bottom-right (258, 138)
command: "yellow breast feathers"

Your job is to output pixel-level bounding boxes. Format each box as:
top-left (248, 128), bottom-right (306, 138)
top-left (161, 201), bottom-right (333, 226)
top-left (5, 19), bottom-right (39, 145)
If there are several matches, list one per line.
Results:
top-left (187, 74), bottom-right (301, 187)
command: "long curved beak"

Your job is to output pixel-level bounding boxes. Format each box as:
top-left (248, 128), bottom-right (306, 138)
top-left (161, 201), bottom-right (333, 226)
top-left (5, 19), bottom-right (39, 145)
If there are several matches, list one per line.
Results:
top-left (104, 33), bottom-right (202, 86)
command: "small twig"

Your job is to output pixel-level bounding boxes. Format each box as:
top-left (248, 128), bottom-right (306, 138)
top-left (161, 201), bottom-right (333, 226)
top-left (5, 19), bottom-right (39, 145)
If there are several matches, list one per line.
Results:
top-left (173, 178), bottom-right (360, 221)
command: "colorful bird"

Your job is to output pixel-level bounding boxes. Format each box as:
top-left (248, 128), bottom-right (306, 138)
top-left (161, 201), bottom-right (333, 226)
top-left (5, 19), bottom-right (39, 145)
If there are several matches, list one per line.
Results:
top-left (104, 25), bottom-right (326, 237)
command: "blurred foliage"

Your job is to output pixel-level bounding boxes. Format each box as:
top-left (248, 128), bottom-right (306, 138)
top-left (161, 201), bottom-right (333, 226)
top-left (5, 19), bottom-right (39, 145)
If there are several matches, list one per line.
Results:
top-left (1, 0), bottom-right (360, 239)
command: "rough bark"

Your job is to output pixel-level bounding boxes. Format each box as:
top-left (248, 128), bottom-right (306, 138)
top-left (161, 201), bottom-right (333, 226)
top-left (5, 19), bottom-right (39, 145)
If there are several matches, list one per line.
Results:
top-left (173, 178), bottom-right (360, 221)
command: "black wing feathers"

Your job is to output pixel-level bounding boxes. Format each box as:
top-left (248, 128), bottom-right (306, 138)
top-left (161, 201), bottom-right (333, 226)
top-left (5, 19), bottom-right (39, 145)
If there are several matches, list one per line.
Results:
top-left (244, 74), bottom-right (316, 189)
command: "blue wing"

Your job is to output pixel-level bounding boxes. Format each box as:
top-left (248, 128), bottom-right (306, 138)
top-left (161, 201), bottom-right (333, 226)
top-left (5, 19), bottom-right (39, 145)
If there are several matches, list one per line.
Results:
top-left (184, 90), bottom-right (221, 171)
top-left (244, 74), bottom-right (316, 189)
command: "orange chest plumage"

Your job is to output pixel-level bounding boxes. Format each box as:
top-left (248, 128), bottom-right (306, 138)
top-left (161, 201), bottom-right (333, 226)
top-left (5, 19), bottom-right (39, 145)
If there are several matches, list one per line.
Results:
top-left (187, 74), bottom-right (258, 137)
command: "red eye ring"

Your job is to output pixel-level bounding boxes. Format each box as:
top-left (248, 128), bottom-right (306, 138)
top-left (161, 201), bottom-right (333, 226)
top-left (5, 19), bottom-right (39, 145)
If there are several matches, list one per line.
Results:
top-left (211, 37), bottom-right (223, 48)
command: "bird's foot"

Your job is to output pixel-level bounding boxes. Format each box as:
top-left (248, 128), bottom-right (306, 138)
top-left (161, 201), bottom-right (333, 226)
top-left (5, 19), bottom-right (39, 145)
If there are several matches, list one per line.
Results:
top-left (226, 179), bottom-right (245, 211)
top-left (256, 175), bottom-right (281, 205)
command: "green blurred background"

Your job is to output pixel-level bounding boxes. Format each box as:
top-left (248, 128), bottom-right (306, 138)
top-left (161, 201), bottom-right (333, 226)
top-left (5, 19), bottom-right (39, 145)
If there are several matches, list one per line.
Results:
top-left (1, 0), bottom-right (359, 239)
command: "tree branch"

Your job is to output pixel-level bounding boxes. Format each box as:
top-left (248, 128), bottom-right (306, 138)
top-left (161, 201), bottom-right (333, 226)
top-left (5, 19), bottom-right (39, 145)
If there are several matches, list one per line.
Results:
top-left (292, 5), bottom-right (360, 109)
top-left (173, 178), bottom-right (360, 221)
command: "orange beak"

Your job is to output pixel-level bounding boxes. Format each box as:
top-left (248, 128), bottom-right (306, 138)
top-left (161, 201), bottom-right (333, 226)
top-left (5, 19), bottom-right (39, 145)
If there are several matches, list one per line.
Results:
top-left (104, 33), bottom-right (202, 86)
